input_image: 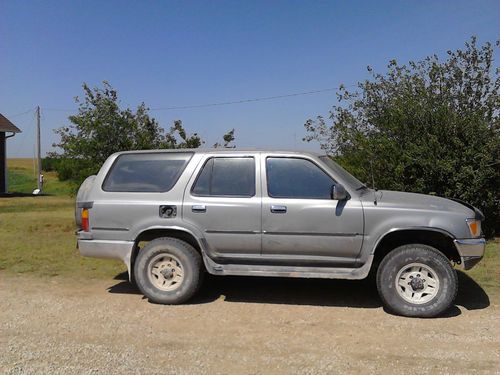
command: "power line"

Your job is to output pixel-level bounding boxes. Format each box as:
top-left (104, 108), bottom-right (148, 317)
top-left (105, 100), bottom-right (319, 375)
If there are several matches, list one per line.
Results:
top-left (40, 85), bottom-right (352, 113)
top-left (5, 108), bottom-right (35, 118)
top-left (43, 107), bottom-right (74, 112)
top-left (150, 86), bottom-right (349, 111)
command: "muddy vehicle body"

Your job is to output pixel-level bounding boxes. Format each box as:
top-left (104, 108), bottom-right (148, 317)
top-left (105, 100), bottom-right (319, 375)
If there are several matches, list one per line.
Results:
top-left (76, 149), bottom-right (485, 317)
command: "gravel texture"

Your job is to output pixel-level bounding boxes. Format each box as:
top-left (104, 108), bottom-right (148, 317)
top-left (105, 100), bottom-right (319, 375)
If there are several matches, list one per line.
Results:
top-left (1, 272), bottom-right (499, 374)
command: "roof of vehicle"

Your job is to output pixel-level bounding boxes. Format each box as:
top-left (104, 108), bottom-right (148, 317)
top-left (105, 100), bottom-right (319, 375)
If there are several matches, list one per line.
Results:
top-left (113, 148), bottom-right (326, 157)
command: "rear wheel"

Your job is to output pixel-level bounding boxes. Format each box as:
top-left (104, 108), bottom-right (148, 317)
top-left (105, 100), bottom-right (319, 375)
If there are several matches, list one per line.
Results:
top-left (134, 237), bottom-right (203, 304)
top-left (376, 244), bottom-right (458, 317)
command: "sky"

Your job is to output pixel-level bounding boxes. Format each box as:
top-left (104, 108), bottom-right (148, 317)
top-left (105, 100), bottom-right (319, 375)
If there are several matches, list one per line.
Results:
top-left (1, 0), bottom-right (499, 157)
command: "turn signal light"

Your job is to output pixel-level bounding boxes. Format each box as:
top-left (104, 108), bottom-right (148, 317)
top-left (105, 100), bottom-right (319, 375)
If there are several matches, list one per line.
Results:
top-left (82, 208), bottom-right (90, 232)
top-left (466, 219), bottom-right (481, 237)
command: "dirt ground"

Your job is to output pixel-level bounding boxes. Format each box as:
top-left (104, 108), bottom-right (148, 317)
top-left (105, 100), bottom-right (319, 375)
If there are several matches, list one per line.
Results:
top-left (1, 271), bottom-right (499, 375)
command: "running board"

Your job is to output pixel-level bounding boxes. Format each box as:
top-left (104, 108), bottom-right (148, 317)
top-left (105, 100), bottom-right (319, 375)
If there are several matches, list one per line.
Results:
top-left (202, 254), bottom-right (373, 280)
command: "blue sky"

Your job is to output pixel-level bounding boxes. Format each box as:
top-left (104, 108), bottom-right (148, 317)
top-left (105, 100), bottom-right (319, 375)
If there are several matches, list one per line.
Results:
top-left (1, 0), bottom-right (499, 157)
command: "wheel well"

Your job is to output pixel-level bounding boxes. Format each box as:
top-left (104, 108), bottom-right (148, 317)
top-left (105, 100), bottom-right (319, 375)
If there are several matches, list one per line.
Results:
top-left (131, 229), bottom-right (203, 275)
top-left (372, 229), bottom-right (460, 268)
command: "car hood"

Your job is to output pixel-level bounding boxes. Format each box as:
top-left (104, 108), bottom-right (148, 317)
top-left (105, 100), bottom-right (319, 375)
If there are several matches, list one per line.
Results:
top-left (363, 190), bottom-right (474, 216)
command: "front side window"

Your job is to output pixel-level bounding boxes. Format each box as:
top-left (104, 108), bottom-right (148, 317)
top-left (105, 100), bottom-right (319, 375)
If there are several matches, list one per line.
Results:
top-left (266, 157), bottom-right (335, 199)
top-left (192, 157), bottom-right (255, 197)
top-left (102, 153), bottom-right (192, 192)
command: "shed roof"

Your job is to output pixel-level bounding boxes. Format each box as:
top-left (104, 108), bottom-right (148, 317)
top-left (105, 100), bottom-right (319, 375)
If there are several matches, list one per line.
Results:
top-left (0, 113), bottom-right (22, 133)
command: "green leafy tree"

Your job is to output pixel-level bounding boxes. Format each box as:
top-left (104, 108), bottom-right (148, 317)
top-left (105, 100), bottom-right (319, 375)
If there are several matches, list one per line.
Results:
top-left (304, 37), bottom-right (499, 236)
top-left (164, 120), bottom-right (203, 149)
top-left (51, 81), bottom-right (235, 187)
top-left (213, 128), bottom-right (235, 148)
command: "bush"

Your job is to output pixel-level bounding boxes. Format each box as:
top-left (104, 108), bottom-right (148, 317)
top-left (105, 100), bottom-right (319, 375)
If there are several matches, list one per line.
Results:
top-left (304, 37), bottom-right (499, 237)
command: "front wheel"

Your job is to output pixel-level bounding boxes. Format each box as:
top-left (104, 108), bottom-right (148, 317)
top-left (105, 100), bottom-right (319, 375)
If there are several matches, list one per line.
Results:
top-left (376, 244), bottom-right (458, 318)
top-left (134, 237), bottom-right (203, 304)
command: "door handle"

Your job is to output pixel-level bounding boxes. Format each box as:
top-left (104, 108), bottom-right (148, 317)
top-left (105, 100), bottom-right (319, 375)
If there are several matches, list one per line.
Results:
top-left (270, 205), bottom-right (287, 214)
top-left (192, 205), bottom-right (206, 213)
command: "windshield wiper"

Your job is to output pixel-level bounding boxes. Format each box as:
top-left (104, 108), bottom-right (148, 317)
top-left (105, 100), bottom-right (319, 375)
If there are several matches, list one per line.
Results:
top-left (356, 185), bottom-right (369, 191)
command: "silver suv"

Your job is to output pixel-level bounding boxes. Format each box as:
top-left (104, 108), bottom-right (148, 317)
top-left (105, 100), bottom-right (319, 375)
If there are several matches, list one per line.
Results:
top-left (76, 149), bottom-right (485, 317)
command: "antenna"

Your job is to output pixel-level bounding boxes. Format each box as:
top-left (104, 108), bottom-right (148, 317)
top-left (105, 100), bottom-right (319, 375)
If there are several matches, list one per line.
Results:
top-left (370, 158), bottom-right (378, 205)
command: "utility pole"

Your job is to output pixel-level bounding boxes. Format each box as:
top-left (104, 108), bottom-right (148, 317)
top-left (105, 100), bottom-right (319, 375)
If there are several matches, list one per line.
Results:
top-left (35, 106), bottom-right (42, 191)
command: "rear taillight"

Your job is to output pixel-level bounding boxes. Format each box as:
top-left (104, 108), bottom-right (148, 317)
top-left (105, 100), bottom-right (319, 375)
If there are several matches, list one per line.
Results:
top-left (81, 208), bottom-right (90, 232)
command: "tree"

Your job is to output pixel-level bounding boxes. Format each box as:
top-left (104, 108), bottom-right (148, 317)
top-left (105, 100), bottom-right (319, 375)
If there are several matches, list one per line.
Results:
top-left (304, 37), bottom-right (499, 236)
top-left (213, 128), bottom-right (235, 148)
top-left (164, 120), bottom-right (203, 149)
top-left (51, 81), bottom-right (235, 187)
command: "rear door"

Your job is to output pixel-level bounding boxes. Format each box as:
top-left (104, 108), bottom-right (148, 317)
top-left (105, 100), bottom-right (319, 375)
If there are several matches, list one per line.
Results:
top-left (89, 152), bottom-right (193, 241)
top-left (261, 154), bottom-right (364, 266)
top-left (182, 153), bottom-right (262, 261)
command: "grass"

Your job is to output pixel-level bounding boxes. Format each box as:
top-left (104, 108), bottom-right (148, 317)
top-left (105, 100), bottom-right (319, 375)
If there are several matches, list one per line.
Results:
top-left (6, 158), bottom-right (73, 196)
top-left (1, 159), bottom-right (125, 279)
top-left (1, 158), bottom-right (499, 294)
top-left (465, 239), bottom-right (500, 293)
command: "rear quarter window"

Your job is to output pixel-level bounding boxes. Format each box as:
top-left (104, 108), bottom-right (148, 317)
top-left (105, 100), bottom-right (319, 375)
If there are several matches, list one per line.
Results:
top-left (102, 153), bottom-right (192, 192)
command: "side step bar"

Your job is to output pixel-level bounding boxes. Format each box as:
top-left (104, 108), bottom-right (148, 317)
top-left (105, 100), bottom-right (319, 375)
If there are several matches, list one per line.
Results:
top-left (202, 254), bottom-right (374, 280)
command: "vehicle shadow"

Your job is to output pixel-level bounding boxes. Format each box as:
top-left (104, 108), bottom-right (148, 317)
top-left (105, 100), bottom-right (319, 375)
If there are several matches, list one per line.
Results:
top-left (454, 271), bottom-right (490, 310)
top-left (107, 269), bottom-right (490, 315)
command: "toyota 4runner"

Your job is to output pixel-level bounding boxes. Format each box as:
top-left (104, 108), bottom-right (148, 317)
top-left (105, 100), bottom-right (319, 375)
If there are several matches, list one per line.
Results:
top-left (76, 149), bottom-right (486, 317)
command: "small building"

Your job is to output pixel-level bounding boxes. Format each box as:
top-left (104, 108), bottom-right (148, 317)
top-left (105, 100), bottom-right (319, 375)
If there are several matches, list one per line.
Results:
top-left (0, 113), bottom-right (22, 194)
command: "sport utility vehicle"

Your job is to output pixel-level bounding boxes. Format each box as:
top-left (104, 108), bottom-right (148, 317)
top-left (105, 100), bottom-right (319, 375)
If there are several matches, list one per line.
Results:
top-left (76, 149), bottom-right (485, 317)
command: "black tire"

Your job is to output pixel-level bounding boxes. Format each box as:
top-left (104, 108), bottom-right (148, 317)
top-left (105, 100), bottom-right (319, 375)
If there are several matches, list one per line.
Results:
top-left (376, 244), bottom-right (458, 318)
top-left (134, 237), bottom-right (203, 304)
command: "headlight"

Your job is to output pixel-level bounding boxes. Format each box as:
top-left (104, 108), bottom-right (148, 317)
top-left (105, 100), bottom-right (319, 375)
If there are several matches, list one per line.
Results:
top-left (466, 219), bottom-right (481, 237)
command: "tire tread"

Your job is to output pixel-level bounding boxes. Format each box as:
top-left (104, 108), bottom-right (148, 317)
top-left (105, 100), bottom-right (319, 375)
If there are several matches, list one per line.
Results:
top-left (376, 244), bottom-right (458, 318)
top-left (134, 237), bottom-right (203, 304)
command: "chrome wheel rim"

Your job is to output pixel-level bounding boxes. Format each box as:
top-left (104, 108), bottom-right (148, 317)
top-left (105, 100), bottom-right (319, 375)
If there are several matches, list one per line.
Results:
top-left (395, 263), bottom-right (440, 305)
top-left (148, 254), bottom-right (184, 291)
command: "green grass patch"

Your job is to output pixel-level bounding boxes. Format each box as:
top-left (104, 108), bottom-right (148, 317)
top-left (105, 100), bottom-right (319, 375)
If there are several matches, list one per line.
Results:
top-left (466, 240), bottom-right (500, 293)
top-left (7, 158), bottom-right (73, 196)
top-left (2, 159), bottom-right (123, 279)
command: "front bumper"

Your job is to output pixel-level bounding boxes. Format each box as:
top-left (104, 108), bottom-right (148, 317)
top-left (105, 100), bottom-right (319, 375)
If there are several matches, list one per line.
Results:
top-left (78, 239), bottom-right (135, 279)
top-left (453, 238), bottom-right (486, 270)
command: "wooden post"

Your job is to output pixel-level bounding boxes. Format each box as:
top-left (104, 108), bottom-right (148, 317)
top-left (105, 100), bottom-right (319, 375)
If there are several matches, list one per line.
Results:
top-left (36, 106), bottom-right (42, 191)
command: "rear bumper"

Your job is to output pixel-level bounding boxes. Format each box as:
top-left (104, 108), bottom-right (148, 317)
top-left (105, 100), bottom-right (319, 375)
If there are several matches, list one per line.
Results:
top-left (453, 238), bottom-right (486, 270)
top-left (78, 239), bottom-right (134, 278)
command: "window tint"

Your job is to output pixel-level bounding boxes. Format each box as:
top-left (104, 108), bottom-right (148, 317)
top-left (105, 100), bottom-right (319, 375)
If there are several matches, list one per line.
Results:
top-left (266, 157), bottom-right (335, 199)
top-left (102, 153), bottom-right (192, 192)
top-left (192, 157), bottom-right (255, 197)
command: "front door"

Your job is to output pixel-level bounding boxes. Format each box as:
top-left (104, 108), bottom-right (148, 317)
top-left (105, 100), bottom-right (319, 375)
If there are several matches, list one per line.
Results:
top-left (183, 154), bottom-right (261, 262)
top-left (261, 155), bottom-right (363, 267)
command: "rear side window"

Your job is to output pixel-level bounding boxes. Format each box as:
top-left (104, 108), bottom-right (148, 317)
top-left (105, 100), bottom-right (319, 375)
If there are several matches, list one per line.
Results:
top-left (266, 157), bottom-right (335, 199)
top-left (102, 153), bottom-right (192, 192)
top-left (192, 157), bottom-right (255, 197)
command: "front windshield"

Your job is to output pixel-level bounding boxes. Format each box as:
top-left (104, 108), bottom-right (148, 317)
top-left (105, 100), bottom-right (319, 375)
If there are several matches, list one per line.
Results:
top-left (319, 156), bottom-right (366, 190)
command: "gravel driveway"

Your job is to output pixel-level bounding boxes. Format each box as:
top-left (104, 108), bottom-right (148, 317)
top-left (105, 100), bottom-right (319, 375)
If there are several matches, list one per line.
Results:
top-left (1, 271), bottom-right (498, 374)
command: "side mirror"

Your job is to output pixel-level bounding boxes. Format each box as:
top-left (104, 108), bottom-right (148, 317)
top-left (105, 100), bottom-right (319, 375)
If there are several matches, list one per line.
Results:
top-left (331, 184), bottom-right (349, 201)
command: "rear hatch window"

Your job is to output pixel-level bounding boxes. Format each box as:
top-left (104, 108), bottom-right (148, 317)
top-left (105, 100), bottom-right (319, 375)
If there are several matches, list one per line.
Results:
top-left (102, 152), bottom-right (192, 192)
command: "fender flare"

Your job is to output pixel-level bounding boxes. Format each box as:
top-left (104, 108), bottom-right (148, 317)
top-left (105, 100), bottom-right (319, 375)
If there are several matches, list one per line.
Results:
top-left (370, 226), bottom-right (457, 255)
top-left (133, 224), bottom-right (208, 253)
